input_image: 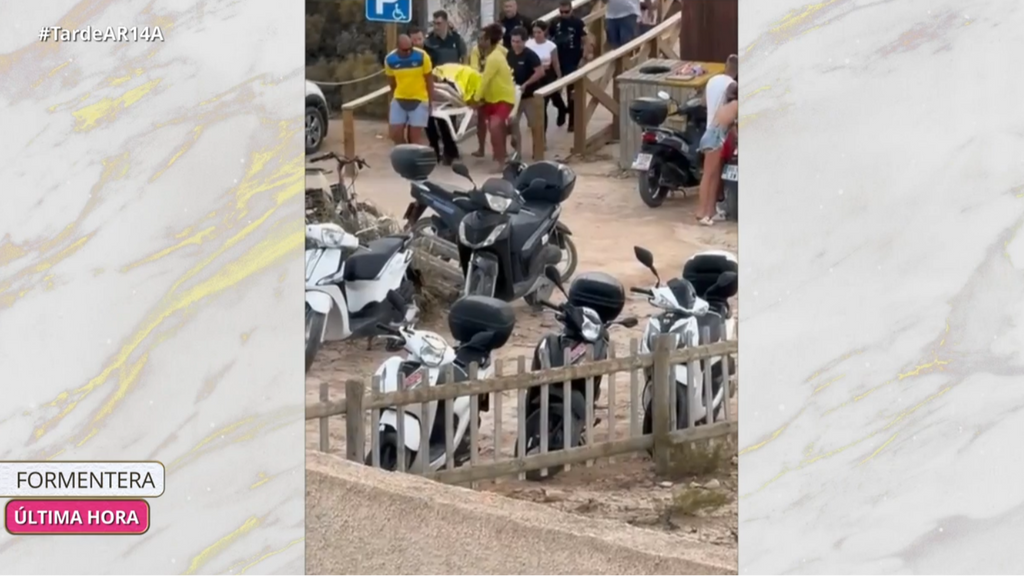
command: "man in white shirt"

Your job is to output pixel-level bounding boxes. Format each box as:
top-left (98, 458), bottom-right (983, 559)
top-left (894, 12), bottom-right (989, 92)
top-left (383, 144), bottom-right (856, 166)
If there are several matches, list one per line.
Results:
top-left (704, 54), bottom-right (738, 122)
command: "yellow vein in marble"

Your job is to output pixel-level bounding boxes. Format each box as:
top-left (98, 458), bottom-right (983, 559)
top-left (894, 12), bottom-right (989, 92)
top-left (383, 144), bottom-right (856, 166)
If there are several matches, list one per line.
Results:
top-left (742, 0), bottom-right (844, 55)
top-left (183, 516), bottom-right (261, 575)
top-left (227, 537), bottom-right (305, 574)
top-left (72, 79), bottom-right (162, 132)
top-left (33, 124), bottom-right (302, 445)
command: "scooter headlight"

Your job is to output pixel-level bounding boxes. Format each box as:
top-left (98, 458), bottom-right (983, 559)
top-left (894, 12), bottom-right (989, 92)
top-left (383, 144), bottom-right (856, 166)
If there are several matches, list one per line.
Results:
top-left (416, 336), bottom-right (448, 368)
top-left (458, 220), bottom-right (508, 249)
top-left (484, 193), bottom-right (512, 214)
top-left (580, 308), bottom-right (602, 343)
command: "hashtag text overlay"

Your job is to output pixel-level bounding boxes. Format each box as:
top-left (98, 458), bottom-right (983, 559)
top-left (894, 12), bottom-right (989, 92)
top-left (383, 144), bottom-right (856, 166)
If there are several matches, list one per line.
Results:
top-left (39, 26), bottom-right (165, 43)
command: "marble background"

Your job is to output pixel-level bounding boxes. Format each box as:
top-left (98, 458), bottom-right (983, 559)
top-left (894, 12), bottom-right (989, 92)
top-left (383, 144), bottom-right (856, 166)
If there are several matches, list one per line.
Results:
top-left (738, 0), bottom-right (1024, 573)
top-left (0, 1), bottom-right (305, 573)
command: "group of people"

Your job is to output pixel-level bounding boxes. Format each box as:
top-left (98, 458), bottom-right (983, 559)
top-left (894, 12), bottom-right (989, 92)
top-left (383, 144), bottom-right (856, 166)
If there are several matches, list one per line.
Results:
top-left (382, 0), bottom-right (593, 170)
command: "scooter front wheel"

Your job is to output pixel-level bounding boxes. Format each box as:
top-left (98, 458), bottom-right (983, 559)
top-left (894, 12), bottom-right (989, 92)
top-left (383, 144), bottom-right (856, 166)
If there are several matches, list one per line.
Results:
top-left (517, 406), bottom-right (583, 482)
top-left (366, 430), bottom-right (415, 472)
top-left (305, 304), bottom-right (326, 374)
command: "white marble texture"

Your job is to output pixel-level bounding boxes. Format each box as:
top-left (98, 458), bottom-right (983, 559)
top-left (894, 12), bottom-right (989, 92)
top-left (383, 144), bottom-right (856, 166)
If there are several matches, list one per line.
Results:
top-left (738, 0), bottom-right (1024, 573)
top-left (0, 1), bottom-right (304, 573)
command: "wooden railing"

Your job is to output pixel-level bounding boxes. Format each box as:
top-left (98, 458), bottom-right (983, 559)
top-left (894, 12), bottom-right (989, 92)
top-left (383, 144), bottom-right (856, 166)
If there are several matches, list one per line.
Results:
top-left (339, 0), bottom-right (604, 172)
top-left (307, 332), bottom-right (738, 485)
top-left (530, 0), bottom-right (682, 160)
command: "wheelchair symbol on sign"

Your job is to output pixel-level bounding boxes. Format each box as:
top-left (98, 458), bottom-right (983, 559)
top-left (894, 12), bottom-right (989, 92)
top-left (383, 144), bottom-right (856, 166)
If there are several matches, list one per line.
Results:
top-left (392, 6), bottom-right (407, 20)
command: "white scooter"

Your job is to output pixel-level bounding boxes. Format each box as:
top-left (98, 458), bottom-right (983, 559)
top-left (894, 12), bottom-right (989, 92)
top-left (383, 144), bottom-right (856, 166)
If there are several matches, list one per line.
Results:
top-left (367, 295), bottom-right (516, 472)
top-left (304, 222), bottom-right (419, 373)
top-left (630, 246), bottom-right (737, 433)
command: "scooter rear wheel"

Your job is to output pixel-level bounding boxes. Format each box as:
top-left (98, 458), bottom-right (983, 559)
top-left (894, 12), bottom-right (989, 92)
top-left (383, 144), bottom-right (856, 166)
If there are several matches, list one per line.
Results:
top-left (638, 163), bottom-right (669, 208)
top-left (305, 304), bottom-right (326, 374)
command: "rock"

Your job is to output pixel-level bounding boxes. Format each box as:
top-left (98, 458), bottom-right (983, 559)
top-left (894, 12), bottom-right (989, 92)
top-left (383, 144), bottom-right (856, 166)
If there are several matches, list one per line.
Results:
top-left (542, 488), bottom-right (569, 502)
top-left (658, 481), bottom-right (673, 488)
top-left (705, 479), bottom-right (721, 489)
top-left (689, 481), bottom-right (702, 489)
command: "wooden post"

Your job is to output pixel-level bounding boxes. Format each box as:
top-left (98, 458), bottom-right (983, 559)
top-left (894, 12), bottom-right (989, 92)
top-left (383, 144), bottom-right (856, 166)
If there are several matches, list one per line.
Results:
top-left (651, 333), bottom-right (674, 475)
top-left (611, 56), bottom-right (624, 140)
top-left (345, 379), bottom-right (366, 462)
top-left (319, 381), bottom-right (330, 453)
top-left (572, 78), bottom-right (586, 154)
top-left (342, 109), bottom-right (357, 178)
top-left (531, 96), bottom-right (546, 161)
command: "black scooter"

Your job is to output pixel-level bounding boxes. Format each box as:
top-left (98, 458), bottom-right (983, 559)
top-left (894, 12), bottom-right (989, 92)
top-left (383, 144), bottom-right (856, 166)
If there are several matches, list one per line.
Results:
top-left (402, 151), bottom-right (576, 279)
top-left (518, 266), bottom-right (637, 480)
top-left (453, 161), bottom-right (577, 304)
top-left (628, 91), bottom-right (707, 208)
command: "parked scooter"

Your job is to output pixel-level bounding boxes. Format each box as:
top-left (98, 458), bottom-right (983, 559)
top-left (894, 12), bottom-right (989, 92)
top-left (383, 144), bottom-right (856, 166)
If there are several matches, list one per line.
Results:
top-left (628, 246), bottom-right (735, 432)
top-left (628, 91), bottom-right (707, 208)
top-left (368, 295), bottom-right (516, 472)
top-left (304, 222), bottom-right (419, 373)
top-left (518, 266), bottom-right (638, 480)
top-left (399, 145), bottom-right (576, 280)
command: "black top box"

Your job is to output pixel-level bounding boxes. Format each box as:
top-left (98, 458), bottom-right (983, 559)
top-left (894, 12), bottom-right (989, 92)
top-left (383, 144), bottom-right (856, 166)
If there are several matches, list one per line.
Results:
top-left (568, 271), bottom-right (625, 324)
top-left (683, 251), bottom-right (738, 300)
top-left (448, 296), bottom-right (516, 351)
top-left (628, 97), bottom-right (669, 127)
top-left (390, 144), bottom-right (437, 181)
top-left (515, 161), bottom-right (576, 205)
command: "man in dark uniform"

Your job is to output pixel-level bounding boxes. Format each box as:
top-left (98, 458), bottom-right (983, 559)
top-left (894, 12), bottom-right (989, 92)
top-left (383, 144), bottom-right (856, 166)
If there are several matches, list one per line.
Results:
top-left (424, 10), bottom-right (467, 66)
top-left (499, 0), bottom-right (532, 50)
top-left (549, 0), bottom-right (587, 131)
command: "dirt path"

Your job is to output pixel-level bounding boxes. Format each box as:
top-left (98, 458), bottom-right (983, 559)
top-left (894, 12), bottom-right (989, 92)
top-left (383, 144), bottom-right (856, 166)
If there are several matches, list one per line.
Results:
top-left (306, 119), bottom-right (738, 550)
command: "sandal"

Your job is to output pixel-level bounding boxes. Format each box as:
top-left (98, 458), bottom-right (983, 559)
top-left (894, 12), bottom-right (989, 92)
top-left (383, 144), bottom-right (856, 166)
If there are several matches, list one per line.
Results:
top-left (699, 217), bottom-right (714, 226)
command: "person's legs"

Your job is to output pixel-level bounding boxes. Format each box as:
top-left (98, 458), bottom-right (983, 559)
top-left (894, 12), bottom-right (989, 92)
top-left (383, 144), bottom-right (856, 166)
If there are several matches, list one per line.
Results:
top-left (474, 111), bottom-right (487, 157)
top-left (486, 102), bottom-right (511, 164)
top-left (559, 56), bottom-right (580, 130)
top-left (388, 99), bottom-right (409, 144)
top-left (618, 15), bottom-right (638, 46)
top-left (437, 117), bottom-right (460, 163)
top-left (425, 118), bottom-right (443, 161)
top-left (606, 17), bottom-right (623, 49)
top-left (695, 126), bottom-right (727, 223)
top-left (405, 102), bottom-right (429, 145)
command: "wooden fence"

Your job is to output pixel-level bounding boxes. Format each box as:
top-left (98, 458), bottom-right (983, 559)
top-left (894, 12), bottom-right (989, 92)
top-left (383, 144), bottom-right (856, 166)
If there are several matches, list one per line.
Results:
top-left (306, 330), bottom-right (738, 485)
top-left (530, 0), bottom-right (682, 160)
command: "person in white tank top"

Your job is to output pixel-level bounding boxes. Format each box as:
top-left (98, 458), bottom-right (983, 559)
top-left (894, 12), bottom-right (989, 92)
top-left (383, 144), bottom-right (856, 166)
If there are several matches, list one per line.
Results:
top-left (525, 20), bottom-right (569, 130)
top-left (705, 54), bottom-right (738, 123)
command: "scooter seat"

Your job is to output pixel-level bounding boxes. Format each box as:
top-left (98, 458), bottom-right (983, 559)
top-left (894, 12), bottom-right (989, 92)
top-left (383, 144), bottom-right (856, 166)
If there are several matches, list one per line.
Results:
top-left (454, 347), bottom-right (492, 371)
top-left (509, 208), bottom-right (555, 251)
top-left (343, 236), bottom-right (406, 281)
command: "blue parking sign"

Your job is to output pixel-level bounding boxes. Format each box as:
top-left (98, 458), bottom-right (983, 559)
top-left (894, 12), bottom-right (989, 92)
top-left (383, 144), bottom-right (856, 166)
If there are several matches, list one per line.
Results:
top-left (365, 0), bottom-right (413, 23)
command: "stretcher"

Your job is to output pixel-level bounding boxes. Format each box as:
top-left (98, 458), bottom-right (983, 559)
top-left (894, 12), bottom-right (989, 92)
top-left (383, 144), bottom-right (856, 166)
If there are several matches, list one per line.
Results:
top-left (429, 79), bottom-right (522, 144)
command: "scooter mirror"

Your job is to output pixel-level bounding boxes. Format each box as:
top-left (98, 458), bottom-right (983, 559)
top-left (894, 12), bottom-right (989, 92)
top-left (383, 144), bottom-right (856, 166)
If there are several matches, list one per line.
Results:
top-left (618, 316), bottom-right (639, 328)
top-left (385, 290), bottom-right (406, 312)
top-left (633, 246), bottom-right (655, 269)
top-left (543, 265), bottom-right (565, 293)
top-left (451, 161), bottom-right (473, 182)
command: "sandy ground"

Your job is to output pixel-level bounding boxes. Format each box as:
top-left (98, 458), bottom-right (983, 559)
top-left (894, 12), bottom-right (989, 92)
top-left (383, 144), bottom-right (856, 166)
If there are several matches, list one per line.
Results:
top-left (306, 118), bottom-right (738, 550)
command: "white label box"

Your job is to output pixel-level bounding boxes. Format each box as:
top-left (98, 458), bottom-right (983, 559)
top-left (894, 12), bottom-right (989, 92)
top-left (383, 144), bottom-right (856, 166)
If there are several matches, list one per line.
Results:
top-left (0, 462), bottom-right (165, 497)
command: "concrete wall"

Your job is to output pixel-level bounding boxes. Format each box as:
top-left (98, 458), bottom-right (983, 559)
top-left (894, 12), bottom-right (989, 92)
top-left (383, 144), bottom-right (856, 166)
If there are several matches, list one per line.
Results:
top-left (306, 451), bottom-right (736, 575)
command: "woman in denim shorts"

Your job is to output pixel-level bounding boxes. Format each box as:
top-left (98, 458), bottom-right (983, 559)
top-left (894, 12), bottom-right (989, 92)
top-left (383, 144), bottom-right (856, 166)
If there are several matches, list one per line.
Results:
top-left (696, 83), bottom-right (739, 226)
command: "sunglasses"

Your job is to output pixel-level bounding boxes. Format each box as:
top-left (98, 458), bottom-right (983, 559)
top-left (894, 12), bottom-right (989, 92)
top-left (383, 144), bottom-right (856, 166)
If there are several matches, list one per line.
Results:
top-left (559, 9), bottom-right (571, 14)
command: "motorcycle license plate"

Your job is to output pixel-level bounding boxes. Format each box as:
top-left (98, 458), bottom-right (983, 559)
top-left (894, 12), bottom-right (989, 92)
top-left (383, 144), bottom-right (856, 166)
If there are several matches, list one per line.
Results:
top-left (722, 164), bottom-right (738, 181)
top-left (632, 153), bottom-right (653, 171)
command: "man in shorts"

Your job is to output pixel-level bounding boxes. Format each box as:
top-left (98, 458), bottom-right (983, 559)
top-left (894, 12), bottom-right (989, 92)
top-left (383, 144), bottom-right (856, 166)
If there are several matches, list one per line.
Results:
top-left (472, 23), bottom-right (517, 166)
top-left (384, 34), bottom-right (434, 145)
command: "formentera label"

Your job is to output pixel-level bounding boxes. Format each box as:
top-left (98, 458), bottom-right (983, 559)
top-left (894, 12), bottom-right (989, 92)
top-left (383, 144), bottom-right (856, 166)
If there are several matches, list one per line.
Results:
top-left (0, 462), bottom-right (165, 498)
